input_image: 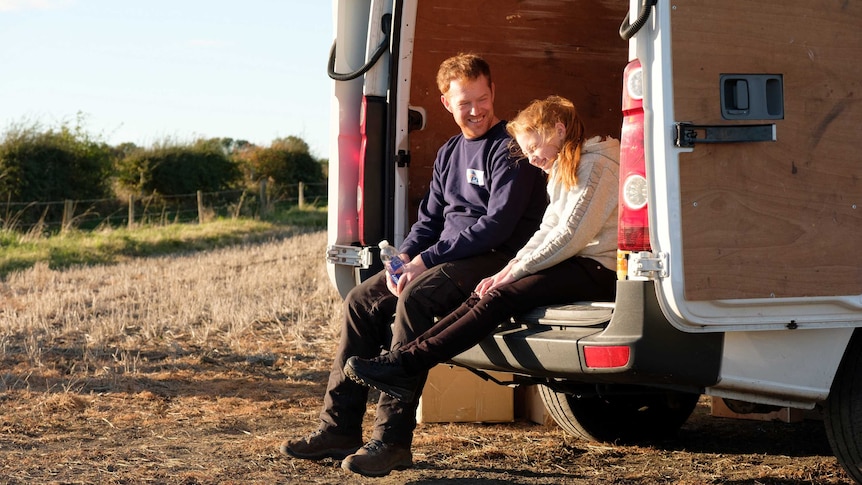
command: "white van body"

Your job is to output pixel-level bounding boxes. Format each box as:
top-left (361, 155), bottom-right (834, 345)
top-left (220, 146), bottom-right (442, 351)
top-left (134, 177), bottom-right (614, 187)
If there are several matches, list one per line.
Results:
top-left (326, 1), bottom-right (862, 481)
top-left (638, 0), bottom-right (861, 403)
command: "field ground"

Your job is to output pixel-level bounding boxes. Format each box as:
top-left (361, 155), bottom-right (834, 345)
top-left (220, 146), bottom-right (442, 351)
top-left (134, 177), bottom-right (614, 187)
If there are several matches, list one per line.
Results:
top-left (0, 229), bottom-right (852, 484)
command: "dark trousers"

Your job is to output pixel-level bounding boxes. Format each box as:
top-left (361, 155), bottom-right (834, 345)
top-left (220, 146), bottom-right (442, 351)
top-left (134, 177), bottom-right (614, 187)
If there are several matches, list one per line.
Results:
top-left (398, 256), bottom-right (617, 371)
top-left (319, 251), bottom-right (511, 446)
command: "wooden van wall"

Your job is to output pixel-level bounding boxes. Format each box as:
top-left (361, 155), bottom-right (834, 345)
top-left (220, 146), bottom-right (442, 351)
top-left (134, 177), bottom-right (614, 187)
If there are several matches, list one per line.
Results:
top-left (672, 0), bottom-right (862, 301)
top-left (406, 0), bottom-right (628, 224)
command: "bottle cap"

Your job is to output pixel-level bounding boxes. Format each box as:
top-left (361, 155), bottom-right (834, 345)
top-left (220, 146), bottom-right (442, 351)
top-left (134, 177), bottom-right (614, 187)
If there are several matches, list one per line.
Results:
top-left (378, 240), bottom-right (390, 249)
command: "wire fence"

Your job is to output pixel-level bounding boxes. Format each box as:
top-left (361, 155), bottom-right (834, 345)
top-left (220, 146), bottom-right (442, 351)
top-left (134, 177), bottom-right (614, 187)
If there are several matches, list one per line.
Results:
top-left (0, 181), bottom-right (327, 233)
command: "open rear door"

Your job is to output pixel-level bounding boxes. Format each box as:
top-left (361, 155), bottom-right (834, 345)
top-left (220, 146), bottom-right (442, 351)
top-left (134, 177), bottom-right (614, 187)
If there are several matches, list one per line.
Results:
top-left (644, 0), bottom-right (862, 331)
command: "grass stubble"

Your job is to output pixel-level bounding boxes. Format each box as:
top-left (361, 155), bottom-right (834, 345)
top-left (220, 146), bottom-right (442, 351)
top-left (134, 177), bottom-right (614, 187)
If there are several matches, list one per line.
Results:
top-left (0, 229), bottom-right (851, 484)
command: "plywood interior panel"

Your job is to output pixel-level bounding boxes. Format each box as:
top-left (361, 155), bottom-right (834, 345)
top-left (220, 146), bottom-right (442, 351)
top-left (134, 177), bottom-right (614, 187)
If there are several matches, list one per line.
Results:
top-left (407, 0), bottom-right (628, 220)
top-left (671, 0), bottom-right (862, 300)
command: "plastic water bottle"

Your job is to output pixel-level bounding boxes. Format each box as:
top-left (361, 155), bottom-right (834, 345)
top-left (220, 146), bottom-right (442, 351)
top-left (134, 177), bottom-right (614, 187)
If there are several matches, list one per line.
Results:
top-left (378, 240), bottom-right (404, 284)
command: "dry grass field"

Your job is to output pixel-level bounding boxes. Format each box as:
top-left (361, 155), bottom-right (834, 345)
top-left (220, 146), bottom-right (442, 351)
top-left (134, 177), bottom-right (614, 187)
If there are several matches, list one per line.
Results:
top-left (0, 228), bottom-right (852, 484)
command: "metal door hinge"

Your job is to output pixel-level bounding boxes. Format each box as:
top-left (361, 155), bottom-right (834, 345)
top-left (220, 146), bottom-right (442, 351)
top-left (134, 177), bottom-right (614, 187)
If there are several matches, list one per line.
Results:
top-left (327, 244), bottom-right (373, 268)
top-left (630, 251), bottom-right (669, 279)
top-left (395, 150), bottom-right (410, 167)
top-left (675, 122), bottom-right (776, 148)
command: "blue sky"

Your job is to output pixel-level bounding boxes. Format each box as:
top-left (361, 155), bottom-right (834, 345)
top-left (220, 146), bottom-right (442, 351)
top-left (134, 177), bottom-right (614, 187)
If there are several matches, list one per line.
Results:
top-left (0, 0), bottom-right (333, 158)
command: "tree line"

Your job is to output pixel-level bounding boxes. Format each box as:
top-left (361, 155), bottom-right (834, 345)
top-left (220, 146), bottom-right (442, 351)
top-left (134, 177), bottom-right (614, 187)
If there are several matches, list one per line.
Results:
top-left (0, 119), bottom-right (327, 228)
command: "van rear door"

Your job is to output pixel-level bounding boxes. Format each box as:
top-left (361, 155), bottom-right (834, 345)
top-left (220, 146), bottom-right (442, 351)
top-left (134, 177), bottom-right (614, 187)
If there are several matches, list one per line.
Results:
top-left (327, 0), bottom-right (396, 297)
top-left (641, 0), bottom-right (862, 331)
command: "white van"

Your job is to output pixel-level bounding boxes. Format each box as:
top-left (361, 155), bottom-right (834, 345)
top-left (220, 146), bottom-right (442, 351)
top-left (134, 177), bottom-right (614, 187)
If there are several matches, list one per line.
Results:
top-left (325, 1), bottom-right (862, 481)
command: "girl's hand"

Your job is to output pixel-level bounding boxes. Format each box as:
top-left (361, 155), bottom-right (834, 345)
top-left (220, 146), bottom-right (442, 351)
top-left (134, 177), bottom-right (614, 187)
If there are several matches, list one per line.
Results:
top-left (475, 261), bottom-right (518, 297)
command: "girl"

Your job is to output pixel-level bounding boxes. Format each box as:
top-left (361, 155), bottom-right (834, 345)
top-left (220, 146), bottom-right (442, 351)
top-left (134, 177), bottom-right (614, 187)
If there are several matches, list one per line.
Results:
top-left (344, 95), bottom-right (620, 403)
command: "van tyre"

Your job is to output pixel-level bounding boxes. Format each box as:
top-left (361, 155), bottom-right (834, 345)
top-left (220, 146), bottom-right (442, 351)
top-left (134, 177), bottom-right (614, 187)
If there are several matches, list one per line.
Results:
top-left (824, 331), bottom-right (862, 483)
top-left (538, 384), bottom-right (699, 443)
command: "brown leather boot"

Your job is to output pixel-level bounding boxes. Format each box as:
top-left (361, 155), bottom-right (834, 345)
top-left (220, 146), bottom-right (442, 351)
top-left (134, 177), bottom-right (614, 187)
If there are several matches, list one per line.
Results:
top-left (279, 429), bottom-right (362, 460)
top-left (341, 439), bottom-right (413, 477)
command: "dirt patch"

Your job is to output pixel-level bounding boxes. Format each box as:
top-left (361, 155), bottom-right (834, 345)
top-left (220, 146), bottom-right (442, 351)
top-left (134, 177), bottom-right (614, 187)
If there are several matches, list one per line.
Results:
top-left (0, 346), bottom-right (850, 484)
top-left (0, 232), bottom-right (852, 484)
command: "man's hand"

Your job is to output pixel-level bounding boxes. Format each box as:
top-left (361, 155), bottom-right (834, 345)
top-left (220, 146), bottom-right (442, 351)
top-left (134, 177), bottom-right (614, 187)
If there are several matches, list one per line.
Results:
top-left (384, 268), bottom-right (400, 296)
top-left (390, 253), bottom-right (428, 295)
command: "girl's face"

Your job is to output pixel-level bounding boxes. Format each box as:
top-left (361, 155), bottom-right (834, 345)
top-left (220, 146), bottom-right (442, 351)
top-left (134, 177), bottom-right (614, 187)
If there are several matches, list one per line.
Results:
top-left (515, 125), bottom-right (563, 173)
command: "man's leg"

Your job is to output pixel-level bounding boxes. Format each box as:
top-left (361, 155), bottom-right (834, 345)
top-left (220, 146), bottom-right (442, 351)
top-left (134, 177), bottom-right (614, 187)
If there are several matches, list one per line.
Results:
top-left (319, 271), bottom-right (397, 434)
top-left (344, 256), bottom-right (617, 405)
top-left (343, 254), bottom-right (510, 476)
top-left (379, 252), bottom-right (510, 442)
top-left (282, 270), bottom-right (395, 460)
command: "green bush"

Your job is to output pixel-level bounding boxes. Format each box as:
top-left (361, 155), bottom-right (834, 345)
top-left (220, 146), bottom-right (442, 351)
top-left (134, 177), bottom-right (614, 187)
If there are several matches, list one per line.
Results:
top-left (0, 120), bottom-right (113, 202)
top-left (237, 136), bottom-right (325, 199)
top-left (117, 138), bottom-right (242, 196)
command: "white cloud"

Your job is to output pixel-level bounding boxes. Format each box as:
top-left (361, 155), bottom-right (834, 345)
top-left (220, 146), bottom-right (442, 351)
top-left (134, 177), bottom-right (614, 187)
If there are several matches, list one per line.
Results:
top-left (0, 0), bottom-right (72, 12)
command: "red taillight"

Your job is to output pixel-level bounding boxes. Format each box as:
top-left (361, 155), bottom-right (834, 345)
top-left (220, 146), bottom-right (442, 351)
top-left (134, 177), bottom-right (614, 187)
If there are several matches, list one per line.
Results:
top-left (583, 345), bottom-right (631, 369)
top-left (357, 95), bottom-right (387, 246)
top-left (618, 59), bottom-right (650, 252)
top-left (357, 96), bottom-right (369, 245)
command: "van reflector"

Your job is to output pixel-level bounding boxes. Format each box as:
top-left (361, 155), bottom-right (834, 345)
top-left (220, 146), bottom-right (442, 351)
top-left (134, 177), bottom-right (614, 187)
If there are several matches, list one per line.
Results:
top-left (583, 345), bottom-right (631, 368)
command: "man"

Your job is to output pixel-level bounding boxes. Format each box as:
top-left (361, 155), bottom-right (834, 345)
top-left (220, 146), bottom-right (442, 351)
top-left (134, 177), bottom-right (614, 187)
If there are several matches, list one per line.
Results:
top-left (281, 53), bottom-right (547, 477)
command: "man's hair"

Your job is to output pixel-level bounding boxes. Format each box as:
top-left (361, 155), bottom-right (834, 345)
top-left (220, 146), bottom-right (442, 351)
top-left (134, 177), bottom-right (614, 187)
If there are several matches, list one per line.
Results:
top-left (436, 53), bottom-right (492, 95)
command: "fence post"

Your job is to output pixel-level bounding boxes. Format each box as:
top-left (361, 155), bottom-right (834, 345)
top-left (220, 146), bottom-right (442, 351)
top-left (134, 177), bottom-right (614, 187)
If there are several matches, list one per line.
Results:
top-left (298, 181), bottom-right (305, 209)
top-left (197, 190), bottom-right (204, 224)
top-left (259, 179), bottom-right (268, 218)
top-left (233, 191), bottom-right (246, 219)
top-left (62, 199), bottom-right (73, 233)
top-left (128, 195), bottom-right (135, 229)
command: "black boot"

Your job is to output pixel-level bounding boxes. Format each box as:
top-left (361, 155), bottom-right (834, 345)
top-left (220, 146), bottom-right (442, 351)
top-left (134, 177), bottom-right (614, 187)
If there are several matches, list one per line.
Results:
top-left (343, 351), bottom-right (422, 403)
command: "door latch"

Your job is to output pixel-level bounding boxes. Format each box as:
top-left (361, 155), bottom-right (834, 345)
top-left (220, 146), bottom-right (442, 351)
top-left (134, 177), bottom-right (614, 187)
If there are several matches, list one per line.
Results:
top-left (675, 122), bottom-right (776, 148)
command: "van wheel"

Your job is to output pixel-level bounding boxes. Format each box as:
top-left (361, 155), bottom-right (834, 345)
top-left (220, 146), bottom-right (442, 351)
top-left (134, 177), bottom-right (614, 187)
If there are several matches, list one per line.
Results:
top-left (824, 332), bottom-right (862, 483)
top-left (538, 384), bottom-right (699, 443)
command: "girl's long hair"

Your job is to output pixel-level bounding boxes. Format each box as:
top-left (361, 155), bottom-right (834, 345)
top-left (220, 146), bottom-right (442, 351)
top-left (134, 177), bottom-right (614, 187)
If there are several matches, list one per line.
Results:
top-left (507, 95), bottom-right (585, 189)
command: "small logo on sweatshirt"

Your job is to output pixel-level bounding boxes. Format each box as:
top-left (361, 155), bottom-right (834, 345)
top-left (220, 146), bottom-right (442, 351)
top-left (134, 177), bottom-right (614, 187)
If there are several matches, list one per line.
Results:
top-left (466, 169), bottom-right (485, 186)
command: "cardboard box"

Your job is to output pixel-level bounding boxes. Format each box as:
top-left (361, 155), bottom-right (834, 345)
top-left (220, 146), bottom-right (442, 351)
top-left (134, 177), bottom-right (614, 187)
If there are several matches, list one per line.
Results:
top-left (710, 396), bottom-right (804, 423)
top-left (417, 365), bottom-right (513, 423)
top-left (518, 385), bottom-right (556, 427)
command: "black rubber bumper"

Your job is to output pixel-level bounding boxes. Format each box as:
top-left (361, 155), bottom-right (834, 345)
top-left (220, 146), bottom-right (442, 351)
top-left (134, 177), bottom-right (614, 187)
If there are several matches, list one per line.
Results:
top-left (450, 280), bottom-right (723, 391)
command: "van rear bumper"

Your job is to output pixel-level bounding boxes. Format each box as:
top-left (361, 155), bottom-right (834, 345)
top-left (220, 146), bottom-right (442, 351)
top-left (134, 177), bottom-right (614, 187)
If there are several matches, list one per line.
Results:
top-left (450, 280), bottom-right (724, 391)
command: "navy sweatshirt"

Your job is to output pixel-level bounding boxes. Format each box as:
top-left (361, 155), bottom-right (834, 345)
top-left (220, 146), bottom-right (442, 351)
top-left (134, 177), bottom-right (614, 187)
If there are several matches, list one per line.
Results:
top-left (400, 120), bottom-right (547, 268)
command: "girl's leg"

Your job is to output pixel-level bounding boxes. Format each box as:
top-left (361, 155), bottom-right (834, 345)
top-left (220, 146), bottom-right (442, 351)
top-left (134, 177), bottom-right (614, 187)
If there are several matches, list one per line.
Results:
top-left (399, 256), bottom-right (616, 371)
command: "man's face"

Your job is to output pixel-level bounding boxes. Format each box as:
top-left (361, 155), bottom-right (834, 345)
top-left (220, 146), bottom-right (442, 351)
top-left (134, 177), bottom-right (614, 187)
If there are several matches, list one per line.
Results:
top-left (441, 75), bottom-right (496, 139)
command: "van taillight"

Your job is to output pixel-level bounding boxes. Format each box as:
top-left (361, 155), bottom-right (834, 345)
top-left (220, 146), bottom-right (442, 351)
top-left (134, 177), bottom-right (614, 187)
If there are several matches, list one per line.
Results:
top-left (618, 60), bottom-right (650, 252)
top-left (358, 95), bottom-right (386, 246)
top-left (358, 95), bottom-right (369, 245)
